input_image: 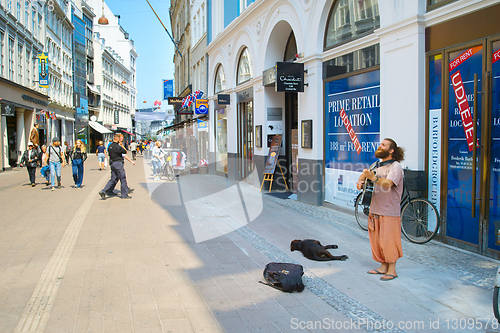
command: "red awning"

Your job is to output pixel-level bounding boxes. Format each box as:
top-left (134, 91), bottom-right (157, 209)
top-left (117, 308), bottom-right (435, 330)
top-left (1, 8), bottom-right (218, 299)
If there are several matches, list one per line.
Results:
top-left (120, 130), bottom-right (135, 136)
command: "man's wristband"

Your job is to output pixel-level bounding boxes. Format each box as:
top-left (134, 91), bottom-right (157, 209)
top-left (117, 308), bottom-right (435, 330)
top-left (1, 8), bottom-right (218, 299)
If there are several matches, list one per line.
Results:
top-left (373, 175), bottom-right (379, 183)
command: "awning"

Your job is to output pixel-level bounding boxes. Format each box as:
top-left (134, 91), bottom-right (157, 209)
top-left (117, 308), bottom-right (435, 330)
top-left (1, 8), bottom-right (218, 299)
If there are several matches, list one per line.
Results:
top-left (120, 129), bottom-right (135, 136)
top-left (89, 121), bottom-right (113, 134)
top-left (87, 84), bottom-right (100, 95)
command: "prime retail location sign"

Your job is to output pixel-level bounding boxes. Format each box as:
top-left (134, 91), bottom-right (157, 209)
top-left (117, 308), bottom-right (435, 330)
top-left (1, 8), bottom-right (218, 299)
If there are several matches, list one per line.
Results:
top-left (324, 70), bottom-right (380, 207)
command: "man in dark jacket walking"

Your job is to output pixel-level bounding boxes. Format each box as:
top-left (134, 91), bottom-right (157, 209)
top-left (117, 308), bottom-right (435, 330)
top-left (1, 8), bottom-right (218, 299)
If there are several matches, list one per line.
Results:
top-left (99, 133), bottom-right (135, 199)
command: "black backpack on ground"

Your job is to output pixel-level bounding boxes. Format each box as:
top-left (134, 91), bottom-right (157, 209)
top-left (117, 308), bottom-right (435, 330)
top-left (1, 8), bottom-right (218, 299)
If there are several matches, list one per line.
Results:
top-left (260, 262), bottom-right (305, 292)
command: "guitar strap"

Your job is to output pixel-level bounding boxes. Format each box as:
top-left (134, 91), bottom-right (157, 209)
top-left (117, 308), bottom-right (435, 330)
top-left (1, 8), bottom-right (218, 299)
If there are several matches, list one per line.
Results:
top-left (376, 159), bottom-right (395, 169)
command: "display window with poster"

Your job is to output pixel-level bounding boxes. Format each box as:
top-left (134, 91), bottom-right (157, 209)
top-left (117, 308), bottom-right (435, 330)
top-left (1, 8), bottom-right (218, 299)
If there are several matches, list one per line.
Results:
top-left (215, 106), bottom-right (228, 174)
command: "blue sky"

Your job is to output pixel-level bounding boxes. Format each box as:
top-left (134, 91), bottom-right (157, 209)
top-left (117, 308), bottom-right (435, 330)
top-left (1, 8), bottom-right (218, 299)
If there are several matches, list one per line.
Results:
top-left (104, 0), bottom-right (175, 110)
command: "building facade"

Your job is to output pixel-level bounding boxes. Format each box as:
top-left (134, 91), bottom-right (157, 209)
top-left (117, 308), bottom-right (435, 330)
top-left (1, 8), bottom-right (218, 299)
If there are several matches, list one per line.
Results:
top-left (205, 0), bottom-right (500, 258)
top-left (88, 0), bottom-right (137, 144)
top-left (0, 0), bottom-right (48, 170)
top-left (44, 0), bottom-right (76, 147)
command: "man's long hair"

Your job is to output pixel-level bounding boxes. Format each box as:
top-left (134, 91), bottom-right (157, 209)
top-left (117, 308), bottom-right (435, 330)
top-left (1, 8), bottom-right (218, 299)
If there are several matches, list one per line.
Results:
top-left (385, 138), bottom-right (405, 162)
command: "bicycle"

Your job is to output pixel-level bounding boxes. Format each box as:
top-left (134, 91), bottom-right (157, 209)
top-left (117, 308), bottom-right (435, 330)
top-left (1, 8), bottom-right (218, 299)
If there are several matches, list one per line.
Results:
top-left (354, 170), bottom-right (440, 244)
top-left (159, 153), bottom-right (175, 181)
top-left (494, 266), bottom-right (500, 323)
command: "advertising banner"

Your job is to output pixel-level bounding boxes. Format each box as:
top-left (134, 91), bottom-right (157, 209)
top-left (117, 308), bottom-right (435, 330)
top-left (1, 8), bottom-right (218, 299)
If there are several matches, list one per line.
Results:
top-left (38, 53), bottom-right (49, 88)
top-left (446, 46), bottom-right (482, 245)
top-left (324, 70), bottom-right (380, 207)
top-left (489, 41), bottom-right (500, 250)
top-left (263, 135), bottom-right (282, 174)
top-left (163, 80), bottom-right (173, 100)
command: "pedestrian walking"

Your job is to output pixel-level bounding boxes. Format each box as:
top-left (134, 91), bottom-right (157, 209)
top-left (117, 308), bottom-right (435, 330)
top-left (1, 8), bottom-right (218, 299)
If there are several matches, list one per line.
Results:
top-left (151, 141), bottom-right (165, 181)
top-left (70, 139), bottom-right (87, 188)
top-left (29, 123), bottom-right (40, 156)
top-left (39, 145), bottom-right (50, 186)
top-left (64, 141), bottom-right (71, 164)
top-left (99, 133), bottom-right (135, 200)
top-left (139, 140), bottom-right (144, 155)
top-left (130, 140), bottom-right (137, 160)
top-left (19, 142), bottom-right (39, 187)
top-left (357, 138), bottom-right (405, 281)
top-left (48, 137), bottom-right (66, 191)
top-left (96, 141), bottom-right (107, 170)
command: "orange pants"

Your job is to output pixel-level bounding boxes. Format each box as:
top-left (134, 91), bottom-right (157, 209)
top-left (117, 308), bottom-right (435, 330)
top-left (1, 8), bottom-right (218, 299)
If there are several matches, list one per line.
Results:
top-left (368, 214), bottom-right (403, 264)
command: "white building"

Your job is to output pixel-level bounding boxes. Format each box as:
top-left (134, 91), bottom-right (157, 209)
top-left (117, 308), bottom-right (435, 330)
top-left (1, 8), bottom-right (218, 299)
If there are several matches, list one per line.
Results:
top-left (44, 0), bottom-right (75, 146)
top-left (205, 0), bottom-right (500, 258)
top-left (1, 0), bottom-right (49, 169)
top-left (87, 0), bottom-right (137, 141)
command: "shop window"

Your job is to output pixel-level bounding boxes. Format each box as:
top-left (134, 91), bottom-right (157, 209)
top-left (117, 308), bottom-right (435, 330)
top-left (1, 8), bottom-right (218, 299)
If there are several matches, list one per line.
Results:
top-left (237, 47), bottom-right (252, 85)
top-left (324, 0), bottom-right (380, 50)
top-left (323, 44), bottom-right (379, 79)
top-left (215, 64), bottom-right (226, 93)
top-left (427, 0), bottom-right (457, 11)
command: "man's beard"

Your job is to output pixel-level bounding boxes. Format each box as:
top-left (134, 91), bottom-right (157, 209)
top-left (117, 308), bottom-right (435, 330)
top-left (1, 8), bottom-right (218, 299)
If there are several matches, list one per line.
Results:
top-left (375, 148), bottom-right (390, 159)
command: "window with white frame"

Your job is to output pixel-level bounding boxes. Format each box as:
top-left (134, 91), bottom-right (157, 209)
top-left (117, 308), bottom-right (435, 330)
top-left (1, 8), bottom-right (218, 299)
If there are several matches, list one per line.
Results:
top-left (0, 32), bottom-right (4, 78)
top-left (324, 0), bottom-right (379, 50)
top-left (239, 0), bottom-right (247, 13)
top-left (24, 1), bottom-right (29, 26)
top-left (17, 1), bottom-right (21, 21)
top-left (32, 8), bottom-right (36, 34)
top-left (26, 48), bottom-right (30, 86)
top-left (38, 14), bottom-right (42, 40)
top-left (237, 47), bottom-right (252, 85)
top-left (7, 0), bottom-right (12, 13)
top-left (17, 43), bottom-right (23, 84)
top-left (215, 64), bottom-right (226, 93)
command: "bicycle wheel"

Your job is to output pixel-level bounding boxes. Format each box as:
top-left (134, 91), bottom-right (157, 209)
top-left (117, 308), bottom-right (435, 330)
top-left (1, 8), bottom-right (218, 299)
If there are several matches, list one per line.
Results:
top-left (159, 163), bottom-right (168, 180)
top-left (165, 165), bottom-right (174, 181)
top-left (494, 286), bottom-right (500, 324)
top-left (401, 198), bottom-right (440, 244)
top-left (354, 193), bottom-right (370, 231)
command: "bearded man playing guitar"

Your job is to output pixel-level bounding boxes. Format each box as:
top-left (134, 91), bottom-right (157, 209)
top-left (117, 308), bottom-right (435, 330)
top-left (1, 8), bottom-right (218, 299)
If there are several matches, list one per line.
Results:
top-left (356, 138), bottom-right (405, 281)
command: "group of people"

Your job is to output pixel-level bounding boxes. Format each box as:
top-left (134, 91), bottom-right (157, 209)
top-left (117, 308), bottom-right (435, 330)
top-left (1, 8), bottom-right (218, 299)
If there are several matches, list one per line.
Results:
top-left (20, 135), bottom-right (88, 191)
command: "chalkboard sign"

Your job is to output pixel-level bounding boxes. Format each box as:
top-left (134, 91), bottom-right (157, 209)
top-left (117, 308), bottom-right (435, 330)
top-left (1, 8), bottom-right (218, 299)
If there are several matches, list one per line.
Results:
top-left (301, 120), bottom-right (312, 148)
top-left (263, 135), bottom-right (282, 174)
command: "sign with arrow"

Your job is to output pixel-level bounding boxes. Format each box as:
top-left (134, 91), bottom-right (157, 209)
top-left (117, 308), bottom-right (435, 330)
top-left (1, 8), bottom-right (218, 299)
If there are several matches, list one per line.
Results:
top-left (38, 53), bottom-right (49, 88)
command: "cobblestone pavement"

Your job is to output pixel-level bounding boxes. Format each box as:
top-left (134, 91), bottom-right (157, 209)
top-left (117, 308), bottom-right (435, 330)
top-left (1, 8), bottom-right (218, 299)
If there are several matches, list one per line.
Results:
top-left (0, 155), bottom-right (499, 333)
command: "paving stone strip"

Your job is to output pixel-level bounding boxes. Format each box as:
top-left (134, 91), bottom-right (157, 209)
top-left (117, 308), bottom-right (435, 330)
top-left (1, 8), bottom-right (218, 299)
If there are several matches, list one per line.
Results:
top-left (14, 174), bottom-right (108, 333)
top-left (234, 225), bottom-right (405, 333)
top-left (267, 195), bottom-right (499, 290)
top-left (177, 176), bottom-right (404, 333)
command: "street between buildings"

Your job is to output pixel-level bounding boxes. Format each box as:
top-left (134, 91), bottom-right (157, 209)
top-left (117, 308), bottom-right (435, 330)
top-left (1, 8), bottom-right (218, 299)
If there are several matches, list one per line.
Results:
top-left (0, 154), bottom-right (498, 333)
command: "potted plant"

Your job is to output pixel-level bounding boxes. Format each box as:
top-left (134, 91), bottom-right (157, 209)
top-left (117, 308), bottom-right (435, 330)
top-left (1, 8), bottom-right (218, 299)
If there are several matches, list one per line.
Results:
top-left (199, 159), bottom-right (208, 174)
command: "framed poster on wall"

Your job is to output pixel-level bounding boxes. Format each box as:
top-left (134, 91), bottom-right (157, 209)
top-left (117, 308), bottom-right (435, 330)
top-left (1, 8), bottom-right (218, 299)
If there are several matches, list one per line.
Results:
top-left (255, 125), bottom-right (262, 148)
top-left (301, 120), bottom-right (312, 148)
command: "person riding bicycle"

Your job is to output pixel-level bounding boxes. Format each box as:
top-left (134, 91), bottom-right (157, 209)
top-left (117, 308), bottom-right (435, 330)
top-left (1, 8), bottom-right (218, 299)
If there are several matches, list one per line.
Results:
top-left (356, 138), bottom-right (405, 281)
top-left (151, 141), bottom-right (165, 181)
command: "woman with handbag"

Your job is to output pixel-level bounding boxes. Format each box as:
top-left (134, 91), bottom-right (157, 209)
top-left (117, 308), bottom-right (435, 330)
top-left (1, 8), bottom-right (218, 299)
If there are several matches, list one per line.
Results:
top-left (70, 139), bottom-right (87, 188)
top-left (19, 142), bottom-right (39, 187)
top-left (39, 145), bottom-right (50, 185)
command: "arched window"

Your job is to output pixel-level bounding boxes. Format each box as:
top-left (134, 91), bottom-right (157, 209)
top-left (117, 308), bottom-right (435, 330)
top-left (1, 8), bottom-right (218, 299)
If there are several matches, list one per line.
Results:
top-left (324, 0), bottom-right (380, 50)
top-left (284, 32), bottom-right (297, 62)
top-left (215, 64), bottom-right (226, 93)
top-left (237, 47), bottom-right (252, 85)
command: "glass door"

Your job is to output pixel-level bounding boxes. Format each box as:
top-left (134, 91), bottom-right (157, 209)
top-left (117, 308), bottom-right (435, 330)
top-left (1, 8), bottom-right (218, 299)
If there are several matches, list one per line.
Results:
top-left (237, 101), bottom-right (254, 183)
top-left (487, 39), bottom-right (500, 253)
top-left (445, 43), bottom-right (483, 248)
top-left (443, 37), bottom-right (500, 256)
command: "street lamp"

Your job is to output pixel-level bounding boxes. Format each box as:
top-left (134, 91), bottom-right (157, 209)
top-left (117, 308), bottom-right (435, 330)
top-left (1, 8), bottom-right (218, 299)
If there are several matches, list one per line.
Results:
top-left (98, 0), bottom-right (109, 25)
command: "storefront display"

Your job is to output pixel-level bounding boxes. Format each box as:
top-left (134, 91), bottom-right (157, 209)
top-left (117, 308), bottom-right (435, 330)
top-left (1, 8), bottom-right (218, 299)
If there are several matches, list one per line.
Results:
top-left (324, 70), bottom-right (380, 207)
